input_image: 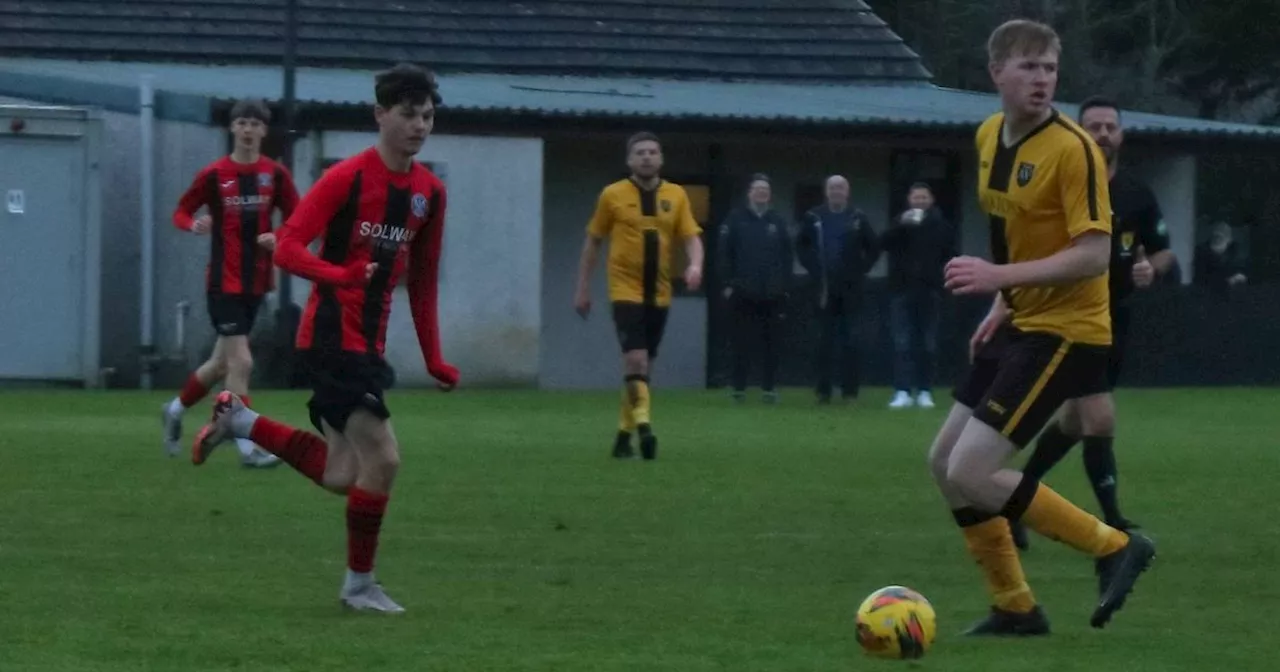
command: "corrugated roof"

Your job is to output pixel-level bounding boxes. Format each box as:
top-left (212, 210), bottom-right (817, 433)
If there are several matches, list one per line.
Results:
top-left (0, 0), bottom-right (931, 84)
top-left (2, 58), bottom-right (1278, 141)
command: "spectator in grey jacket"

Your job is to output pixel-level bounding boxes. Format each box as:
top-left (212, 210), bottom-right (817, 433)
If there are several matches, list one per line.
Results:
top-left (795, 175), bottom-right (880, 404)
top-left (717, 174), bottom-right (794, 403)
top-left (882, 182), bottom-right (957, 409)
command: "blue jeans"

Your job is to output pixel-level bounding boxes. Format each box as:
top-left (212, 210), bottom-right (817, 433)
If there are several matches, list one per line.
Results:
top-left (889, 288), bottom-right (941, 393)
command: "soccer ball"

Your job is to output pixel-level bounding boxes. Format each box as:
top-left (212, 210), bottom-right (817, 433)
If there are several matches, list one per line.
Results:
top-left (854, 585), bottom-right (937, 660)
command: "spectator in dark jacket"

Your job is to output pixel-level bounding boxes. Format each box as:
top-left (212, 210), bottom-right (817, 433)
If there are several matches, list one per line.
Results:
top-left (881, 182), bottom-right (957, 410)
top-left (1194, 222), bottom-right (1247, 293)
top-left (717, 174), bottom-right (794, 403)
top-left (795, 175), bottom-right (880, 404)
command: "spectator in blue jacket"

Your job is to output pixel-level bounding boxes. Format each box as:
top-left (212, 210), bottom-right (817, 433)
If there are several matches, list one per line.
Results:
top-left (795, 175), bottom-right (880, 404)
top-left (717, 174), bottom-right (794, 403)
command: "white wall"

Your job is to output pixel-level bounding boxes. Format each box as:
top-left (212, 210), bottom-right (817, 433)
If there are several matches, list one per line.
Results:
top-left (1125, 151), bottom-right (1196, 282)
top-left (0, 97), bottom-right (223, 386)
top-left (320, 132), bottom-right (544, 386)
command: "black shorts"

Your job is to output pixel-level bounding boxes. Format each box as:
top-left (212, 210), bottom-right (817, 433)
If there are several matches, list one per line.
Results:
top-left (612, 301), bottom-right (669, 357)
top-left (207, 293), bottom-right (262, 337)
top-left (953, 326), bottom-right (1110, 448)
top-left (297, 350), bottom-right (394, 434)
top-left (1106, 306), bottom-right (1131, 390)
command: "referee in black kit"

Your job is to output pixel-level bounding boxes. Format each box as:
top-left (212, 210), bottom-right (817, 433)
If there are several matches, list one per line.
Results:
top-left (1012, 95), bottom-right (1177, 552)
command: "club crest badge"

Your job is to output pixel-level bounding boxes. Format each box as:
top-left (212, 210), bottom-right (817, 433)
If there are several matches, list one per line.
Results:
top-left (1016, 162), bottom-right (1035, 187)
top-left (1121, 231), bottom-right (1135, 251)
top-left (258, 172), bottom-right (273, 188)
top-left (660, 199), bottom-right (672, 213)
top-left (412, 193), bottom-right (428, 219)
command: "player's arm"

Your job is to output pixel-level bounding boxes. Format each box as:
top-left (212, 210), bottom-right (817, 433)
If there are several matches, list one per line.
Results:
top-left (574, 190), bottom-right (612, 315)
top-left (968, 292), bottom-right (1010, 360)
top-left (273, 167), bottom-right (370, 287)
top-left (677, 194), bottom-right (704, 290)
top-left (408, 188), bottom-right (458, 388)
top-left (173, 167), bottom-right (210, 233)
top-left (1140, 197), bottom-right (1175, 275)
top-left (996, 231), bottom-right (1110, 287)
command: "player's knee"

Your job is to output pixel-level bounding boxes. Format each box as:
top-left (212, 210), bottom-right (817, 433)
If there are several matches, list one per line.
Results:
top-left (623, 350), bottom-right (648, 375)
top-left (1080, 409), bottom-right (1115, 437)
top-left (363, 442), bottom-right (401, 487)
top-left (226, 349), bottom-right (253, 375)
top-left (1073, 395), bottom-right (1114, 436)
top-left (1058, 406), bottom-right (1083, 437)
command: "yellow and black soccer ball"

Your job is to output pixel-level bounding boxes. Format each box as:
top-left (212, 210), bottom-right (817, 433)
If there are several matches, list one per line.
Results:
top-left (854, 585), bottom-right (937, 660)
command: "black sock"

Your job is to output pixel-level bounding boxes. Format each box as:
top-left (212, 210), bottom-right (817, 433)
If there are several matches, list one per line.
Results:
top-left (1021, 421), bottom-right (1080, 481)
top-left (1082, 436), bottom-right (1122, 524)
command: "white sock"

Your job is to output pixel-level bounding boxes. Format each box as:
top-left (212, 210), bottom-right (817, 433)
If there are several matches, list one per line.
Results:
top-left (167, 398), bottom-right (185, 416)
top-left (229, 407), bottom-right (260, 439)
top-left (343, 569), bottom-right (373, 592)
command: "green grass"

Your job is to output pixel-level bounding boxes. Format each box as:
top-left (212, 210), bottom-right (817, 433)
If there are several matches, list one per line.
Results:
top-left (0, 386), bottom-right (1275, 671)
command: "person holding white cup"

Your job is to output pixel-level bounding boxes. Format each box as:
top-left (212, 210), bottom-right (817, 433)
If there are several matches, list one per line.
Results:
top-left (881, 182), bottom-right (958, 409)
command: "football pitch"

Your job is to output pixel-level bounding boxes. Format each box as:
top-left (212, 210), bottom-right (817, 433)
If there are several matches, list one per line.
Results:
top-left (1, 386), bottom-right (1273, 671)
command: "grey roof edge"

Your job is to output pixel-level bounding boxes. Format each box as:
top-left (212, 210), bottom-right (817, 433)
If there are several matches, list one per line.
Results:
top-left (0, 70), bottom-right (211, 124)
top-left (236, 96), bottom-right (1280, 142)
top-left (6, 65), bottom-right (1274, 143)
top-left (927, 85), bottom-right (1280, 140)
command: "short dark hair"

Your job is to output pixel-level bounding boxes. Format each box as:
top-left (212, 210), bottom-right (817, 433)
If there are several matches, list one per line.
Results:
top-left (1078, 95), bottom-right (1121, 123)
top-left (229, 98), bottom-right (270, 124)
top-left (374, 63), bottom-right (442, 110)
top-left (626, 131), bottom-right (660, 155)
top-left (748, 173), bottom-right (771, 187)
top-left (908, 181), bottom-right (932, 194)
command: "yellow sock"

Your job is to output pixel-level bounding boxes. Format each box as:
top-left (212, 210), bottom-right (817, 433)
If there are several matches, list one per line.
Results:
top-left (961, 517), bottom-right (1037, 613)
top-left (626, 375), bottom-right (651, 426)
top-left (1021, 484), bottom-right (1129, 557)
top-left (618, 385), bottom-right (636, 433)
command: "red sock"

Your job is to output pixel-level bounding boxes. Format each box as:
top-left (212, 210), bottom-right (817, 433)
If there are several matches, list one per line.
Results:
top-left (347, 487), bottom-right (390, 573)
top-left (248, 416), bottom-right (328, 486)
top-left (177, 374), bottom-right (210, 408)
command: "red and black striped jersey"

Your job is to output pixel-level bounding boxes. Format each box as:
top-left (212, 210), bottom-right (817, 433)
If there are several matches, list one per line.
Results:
top-left (173, 156), bottom-right (300, 296)
top-left (274, 147), bottom-right (457, 385)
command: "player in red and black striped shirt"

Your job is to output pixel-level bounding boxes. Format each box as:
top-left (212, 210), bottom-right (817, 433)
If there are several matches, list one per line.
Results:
top-left (161, 99), bottom-right (299, 467)
top-left (192, 65), bottom-right (458, 613)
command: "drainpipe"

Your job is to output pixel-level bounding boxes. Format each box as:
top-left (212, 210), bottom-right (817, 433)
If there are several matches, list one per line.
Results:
top-left (139, 75), bottom-right (156, 390)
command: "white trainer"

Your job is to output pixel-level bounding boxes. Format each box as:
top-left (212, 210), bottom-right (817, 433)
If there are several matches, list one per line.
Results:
top-left (241, 443), bottom-right (282, 468)
top-left (192, 391), bottom-right (244, 466)
top-left (340, 582), bottom-right (405, 614)
top-left (888, 390), bottom-right (915, 409)
top-left (161, 403), bottom-right (183, 457)
top-left (917, 391), bottom-right (936, 409)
